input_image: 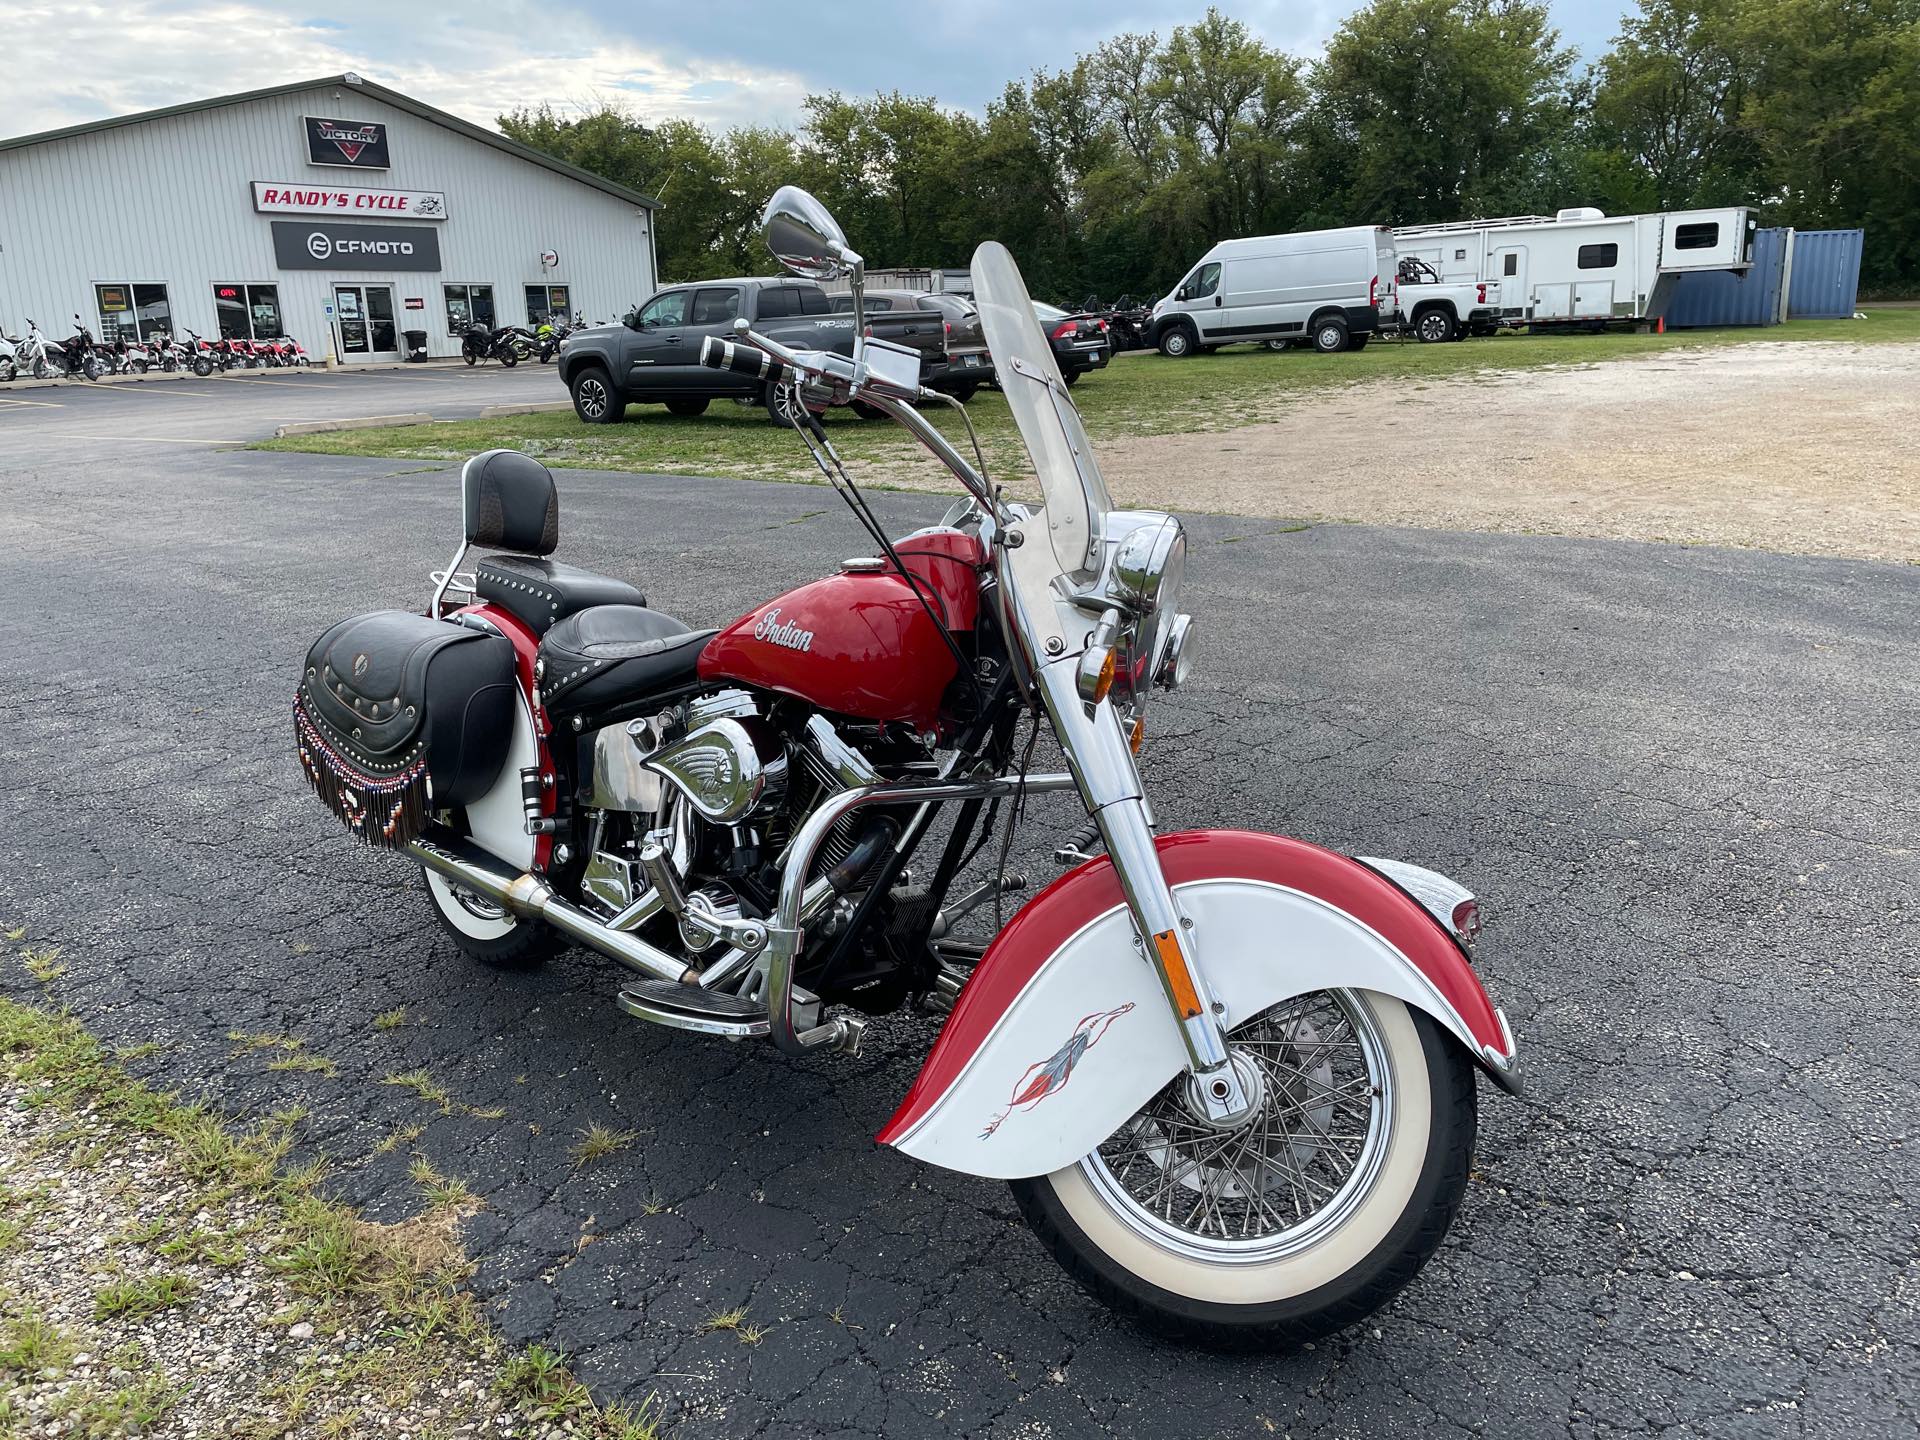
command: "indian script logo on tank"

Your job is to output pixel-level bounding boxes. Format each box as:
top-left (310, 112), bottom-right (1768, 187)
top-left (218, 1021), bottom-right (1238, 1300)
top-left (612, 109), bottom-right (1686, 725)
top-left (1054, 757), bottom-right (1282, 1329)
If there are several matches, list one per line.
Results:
top-left (753, 608), bottom-right (814, 653)
top-left (317, 121), bottom-right (381, 164)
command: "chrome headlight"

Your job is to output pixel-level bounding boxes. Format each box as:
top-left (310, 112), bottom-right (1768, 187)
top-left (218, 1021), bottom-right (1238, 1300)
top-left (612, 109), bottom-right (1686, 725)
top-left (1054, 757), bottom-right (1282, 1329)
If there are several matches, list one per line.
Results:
top-left (1109, 515), bottom-right (1187, 687)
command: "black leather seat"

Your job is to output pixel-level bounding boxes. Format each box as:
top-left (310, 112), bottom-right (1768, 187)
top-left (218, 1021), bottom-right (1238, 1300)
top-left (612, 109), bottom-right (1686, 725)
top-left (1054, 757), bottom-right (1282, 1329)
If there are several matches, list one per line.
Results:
top-left (455, 450), bottom-right (645, 638)
top-left (537, 605), bottom-right (716, 712)
top-left (474, 555), bottom-right (645, 637)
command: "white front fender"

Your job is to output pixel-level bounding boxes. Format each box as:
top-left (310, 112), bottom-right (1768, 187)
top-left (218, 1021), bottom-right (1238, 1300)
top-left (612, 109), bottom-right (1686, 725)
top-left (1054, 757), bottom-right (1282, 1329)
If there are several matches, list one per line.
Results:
top-left (877, 830), bottom-right (1517, 1181)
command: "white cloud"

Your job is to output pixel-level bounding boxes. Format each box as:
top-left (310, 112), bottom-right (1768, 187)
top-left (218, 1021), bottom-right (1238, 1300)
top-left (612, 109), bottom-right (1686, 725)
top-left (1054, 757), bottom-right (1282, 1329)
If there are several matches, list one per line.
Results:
top-left (1, 0), bottom-right (811, 139)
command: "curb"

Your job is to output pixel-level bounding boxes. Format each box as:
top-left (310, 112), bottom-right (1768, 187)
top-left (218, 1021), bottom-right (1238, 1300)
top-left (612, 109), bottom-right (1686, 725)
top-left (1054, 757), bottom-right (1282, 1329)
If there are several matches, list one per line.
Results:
top-left (273, 412), bottom-right (435, 437)
top-left (477, 401), bottom-right (572, 419)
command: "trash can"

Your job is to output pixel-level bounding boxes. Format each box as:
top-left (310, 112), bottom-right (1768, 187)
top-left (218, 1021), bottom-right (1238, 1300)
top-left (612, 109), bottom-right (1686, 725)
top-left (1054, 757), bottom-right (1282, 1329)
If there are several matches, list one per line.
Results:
top-left (402, 329), bottom-right (429, 362)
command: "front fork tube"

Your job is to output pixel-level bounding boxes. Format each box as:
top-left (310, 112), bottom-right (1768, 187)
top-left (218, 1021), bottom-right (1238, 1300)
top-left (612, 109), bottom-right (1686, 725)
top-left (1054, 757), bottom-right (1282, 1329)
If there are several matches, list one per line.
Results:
top-left (1031, 657), bottom-right (1255, 1124)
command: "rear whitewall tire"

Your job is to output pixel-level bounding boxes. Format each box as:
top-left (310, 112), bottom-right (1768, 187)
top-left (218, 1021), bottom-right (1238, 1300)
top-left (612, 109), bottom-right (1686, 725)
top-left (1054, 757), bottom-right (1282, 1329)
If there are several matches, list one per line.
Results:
top-left (423, 867), bottom-right (558, 967)
top-left (1010, 992), bottom-right (1475, 1346)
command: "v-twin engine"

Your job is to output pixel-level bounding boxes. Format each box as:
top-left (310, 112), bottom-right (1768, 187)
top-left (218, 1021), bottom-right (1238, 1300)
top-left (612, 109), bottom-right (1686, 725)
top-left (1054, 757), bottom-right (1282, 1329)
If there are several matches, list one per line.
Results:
top-left (576, 692), bottom-right (889, 971)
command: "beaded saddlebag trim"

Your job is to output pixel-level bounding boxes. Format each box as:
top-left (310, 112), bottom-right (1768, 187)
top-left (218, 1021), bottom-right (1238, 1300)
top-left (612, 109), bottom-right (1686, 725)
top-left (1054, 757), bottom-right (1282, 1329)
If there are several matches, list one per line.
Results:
top-left (293, 690), bottom-right (431, 849)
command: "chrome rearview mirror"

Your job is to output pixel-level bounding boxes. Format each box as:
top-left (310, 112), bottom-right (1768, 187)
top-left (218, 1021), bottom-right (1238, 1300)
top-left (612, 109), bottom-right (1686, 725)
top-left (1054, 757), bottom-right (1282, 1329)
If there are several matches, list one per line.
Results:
top-left (761, 187), bottom-right (858, 282)
top-left (761, 185), bottom-right (872, 383)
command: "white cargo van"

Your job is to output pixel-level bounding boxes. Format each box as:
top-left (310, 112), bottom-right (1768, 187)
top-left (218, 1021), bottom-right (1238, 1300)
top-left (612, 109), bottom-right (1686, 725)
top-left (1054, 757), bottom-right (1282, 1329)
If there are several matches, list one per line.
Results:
top-left (1147, 227), bottom-right (1397, 357)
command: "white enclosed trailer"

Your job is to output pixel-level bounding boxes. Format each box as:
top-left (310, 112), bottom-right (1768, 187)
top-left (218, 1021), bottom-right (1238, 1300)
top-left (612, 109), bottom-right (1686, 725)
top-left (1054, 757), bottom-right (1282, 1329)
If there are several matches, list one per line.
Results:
top-left (1392, 206), bottom-right (1754, 326)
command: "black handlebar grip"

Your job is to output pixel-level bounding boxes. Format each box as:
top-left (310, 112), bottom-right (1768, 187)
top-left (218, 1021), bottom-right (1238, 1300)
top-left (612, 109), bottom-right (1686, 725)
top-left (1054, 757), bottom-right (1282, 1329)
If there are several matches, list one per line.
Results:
top-left (698, 335), bottom-right (792, 385)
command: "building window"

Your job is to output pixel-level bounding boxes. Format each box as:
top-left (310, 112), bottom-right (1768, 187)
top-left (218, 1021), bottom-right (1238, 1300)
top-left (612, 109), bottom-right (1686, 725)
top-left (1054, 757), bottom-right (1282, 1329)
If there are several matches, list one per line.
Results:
top-left (1577, 243), bottom-right (1619, 270)
top-left (1503, 253), bottom-right (1519, 276)
top-left (213, 284), bottom-right (281, 339)
top-left (526, 285), bottom-right (571, 326)
top-left (1673, 222), bottom-right (1719, 251)
top-left (96, 283), bottom-right (171, 342)
top-left (444, 284), bottom-right (495, 333)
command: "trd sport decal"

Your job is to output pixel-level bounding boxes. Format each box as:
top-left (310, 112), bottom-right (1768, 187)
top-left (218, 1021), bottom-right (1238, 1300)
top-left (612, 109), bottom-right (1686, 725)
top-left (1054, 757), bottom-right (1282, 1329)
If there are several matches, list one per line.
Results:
top-left (980, 1003), bottom-right (1134, 1139)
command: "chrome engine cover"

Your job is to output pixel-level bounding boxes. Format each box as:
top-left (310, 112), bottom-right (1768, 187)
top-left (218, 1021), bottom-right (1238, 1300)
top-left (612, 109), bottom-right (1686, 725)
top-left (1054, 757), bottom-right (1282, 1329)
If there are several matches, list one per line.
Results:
top-left (643, 715), bottom-right (787, 823)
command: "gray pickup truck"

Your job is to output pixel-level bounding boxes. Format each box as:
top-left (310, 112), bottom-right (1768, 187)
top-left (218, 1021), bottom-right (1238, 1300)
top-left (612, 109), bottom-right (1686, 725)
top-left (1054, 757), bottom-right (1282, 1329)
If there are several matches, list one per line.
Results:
top-left (558, 276), bottom-right (945, 425)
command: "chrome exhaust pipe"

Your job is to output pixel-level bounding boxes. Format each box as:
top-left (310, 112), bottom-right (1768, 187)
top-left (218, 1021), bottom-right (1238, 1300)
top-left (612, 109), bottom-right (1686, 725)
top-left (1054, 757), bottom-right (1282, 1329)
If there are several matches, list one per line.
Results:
top-left (410, 828), bottom-right (691, 985)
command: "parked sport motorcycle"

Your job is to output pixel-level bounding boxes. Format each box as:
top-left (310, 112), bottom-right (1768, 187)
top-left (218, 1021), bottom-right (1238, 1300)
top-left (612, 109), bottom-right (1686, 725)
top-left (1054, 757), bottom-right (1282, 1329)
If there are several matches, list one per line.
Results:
top-left (462, 322), bottom-right (529, 367)
top-left (293, 186), bottom-right (1518, 1345)
top-left (532, 320), bottom-right (571, 364)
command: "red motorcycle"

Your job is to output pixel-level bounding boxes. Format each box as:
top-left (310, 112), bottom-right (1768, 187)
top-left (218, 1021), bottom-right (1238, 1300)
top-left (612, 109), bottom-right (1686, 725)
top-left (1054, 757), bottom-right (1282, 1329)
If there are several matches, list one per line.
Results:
top-left (293, 187), bottom-right (1519, 1344)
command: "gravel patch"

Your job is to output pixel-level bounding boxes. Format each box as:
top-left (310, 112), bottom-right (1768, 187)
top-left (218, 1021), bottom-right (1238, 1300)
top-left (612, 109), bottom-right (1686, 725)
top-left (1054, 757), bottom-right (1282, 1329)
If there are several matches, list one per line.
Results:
top-left (839, 339), bottom-right (1920, 563)
top-left (1093, 340), bottom-right (1920, 562)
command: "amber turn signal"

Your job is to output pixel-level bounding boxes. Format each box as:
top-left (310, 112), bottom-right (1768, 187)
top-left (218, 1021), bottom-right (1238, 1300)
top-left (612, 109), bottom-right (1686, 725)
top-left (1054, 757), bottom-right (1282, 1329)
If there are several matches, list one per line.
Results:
top-left (1075, 645), bottom-right (1117, 705)
top-left (1129, 716), bottom-right (1145, 753)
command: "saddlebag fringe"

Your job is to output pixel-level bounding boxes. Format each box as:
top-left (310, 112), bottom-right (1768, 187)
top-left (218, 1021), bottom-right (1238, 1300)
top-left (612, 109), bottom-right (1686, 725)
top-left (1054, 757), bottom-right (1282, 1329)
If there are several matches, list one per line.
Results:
top-left (294, 693), bottom-right (431, 849)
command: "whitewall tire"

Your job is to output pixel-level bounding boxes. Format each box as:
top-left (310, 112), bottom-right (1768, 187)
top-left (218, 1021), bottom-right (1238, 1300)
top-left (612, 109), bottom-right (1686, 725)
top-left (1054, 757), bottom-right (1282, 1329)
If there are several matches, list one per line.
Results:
top-left (1010, 990), bottom-right (1476, 1346)
top-left (423, 867), bottom-right (557, 966)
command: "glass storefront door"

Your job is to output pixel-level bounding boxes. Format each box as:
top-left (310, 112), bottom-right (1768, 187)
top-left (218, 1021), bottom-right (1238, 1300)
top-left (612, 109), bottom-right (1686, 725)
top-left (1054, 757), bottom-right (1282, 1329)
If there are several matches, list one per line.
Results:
top-left (332, 285), bottom-right (399, 360)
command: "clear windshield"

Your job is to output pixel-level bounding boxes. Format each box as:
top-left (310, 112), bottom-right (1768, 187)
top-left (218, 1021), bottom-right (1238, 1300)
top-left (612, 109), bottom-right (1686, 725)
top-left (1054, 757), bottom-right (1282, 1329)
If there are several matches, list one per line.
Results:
top-left (971, 241), bottom-right (1110, 582)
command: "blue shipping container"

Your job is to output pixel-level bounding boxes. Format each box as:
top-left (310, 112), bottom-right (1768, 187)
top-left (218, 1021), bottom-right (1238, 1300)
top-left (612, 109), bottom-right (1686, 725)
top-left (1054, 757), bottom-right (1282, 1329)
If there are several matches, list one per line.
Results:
top-left (1665, 227), bottom-right (1789, 328)
top-left (1786, 229), bottom-right (1864, 319)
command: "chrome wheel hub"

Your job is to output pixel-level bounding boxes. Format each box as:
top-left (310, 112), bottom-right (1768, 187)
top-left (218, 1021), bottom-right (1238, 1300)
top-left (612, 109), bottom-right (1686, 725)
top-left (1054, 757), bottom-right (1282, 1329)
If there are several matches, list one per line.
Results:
top-left (1085, 990), bottom-right (1391, 1260)
top-left (449, 885), bottom-right (507, 922)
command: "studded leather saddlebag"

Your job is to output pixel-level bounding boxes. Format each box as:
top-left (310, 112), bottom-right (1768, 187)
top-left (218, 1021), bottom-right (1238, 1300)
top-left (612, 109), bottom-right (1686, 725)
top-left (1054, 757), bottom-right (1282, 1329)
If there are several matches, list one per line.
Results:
top-left (294, 611), bottom-right (517, 847)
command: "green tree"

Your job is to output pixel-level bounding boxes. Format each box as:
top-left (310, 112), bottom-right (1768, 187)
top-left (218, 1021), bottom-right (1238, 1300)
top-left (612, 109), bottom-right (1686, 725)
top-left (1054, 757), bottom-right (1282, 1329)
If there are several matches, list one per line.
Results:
top-left (1309, 0), bottom-right (1577, 224)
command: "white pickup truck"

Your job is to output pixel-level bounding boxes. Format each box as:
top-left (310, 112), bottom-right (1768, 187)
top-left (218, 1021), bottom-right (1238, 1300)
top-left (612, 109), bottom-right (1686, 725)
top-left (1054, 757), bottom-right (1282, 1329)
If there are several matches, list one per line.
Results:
top-left (1385, 258), bottom-right (1503, 342)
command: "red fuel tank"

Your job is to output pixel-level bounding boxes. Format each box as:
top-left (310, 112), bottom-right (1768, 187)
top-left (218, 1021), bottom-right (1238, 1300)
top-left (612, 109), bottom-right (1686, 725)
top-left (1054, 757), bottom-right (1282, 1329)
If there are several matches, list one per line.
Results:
top-left (698, 532), bottom-right (985, 732)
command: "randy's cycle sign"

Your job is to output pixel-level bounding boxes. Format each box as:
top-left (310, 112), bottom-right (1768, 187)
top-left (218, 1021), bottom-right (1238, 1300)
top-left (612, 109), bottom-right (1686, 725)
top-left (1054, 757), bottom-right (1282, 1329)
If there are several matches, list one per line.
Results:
top-left (270, 221), bottom-right (442, 272)
top-left (304, 116), bottom-right (391, 169)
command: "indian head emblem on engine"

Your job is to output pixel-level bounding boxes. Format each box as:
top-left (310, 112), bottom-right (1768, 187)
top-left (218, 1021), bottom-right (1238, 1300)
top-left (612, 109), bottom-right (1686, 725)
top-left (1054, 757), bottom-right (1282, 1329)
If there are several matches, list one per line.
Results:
top-left (980, 1003), bottom-right (1135, 1139)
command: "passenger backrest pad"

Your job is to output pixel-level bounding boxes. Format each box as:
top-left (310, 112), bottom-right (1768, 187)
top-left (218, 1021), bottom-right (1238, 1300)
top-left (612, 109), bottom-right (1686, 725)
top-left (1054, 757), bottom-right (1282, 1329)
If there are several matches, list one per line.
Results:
top-left (462, 449), bottom-right (559, 555)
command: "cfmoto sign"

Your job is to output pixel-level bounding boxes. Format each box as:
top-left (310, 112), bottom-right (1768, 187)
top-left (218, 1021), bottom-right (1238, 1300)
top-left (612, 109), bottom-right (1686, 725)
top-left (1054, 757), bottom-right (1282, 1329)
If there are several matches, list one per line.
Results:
top-left (271, 220), bottom-right (441, 272)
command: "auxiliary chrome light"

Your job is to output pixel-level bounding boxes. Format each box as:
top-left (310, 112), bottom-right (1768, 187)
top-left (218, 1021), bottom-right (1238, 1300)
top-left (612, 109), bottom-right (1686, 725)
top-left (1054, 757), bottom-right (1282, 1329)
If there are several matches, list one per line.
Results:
top-left (1155, 613), bottom-right (1194, 690)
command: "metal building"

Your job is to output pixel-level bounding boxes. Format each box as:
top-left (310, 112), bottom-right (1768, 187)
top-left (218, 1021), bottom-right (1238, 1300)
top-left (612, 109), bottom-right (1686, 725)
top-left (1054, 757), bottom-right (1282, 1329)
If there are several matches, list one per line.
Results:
top-left (1786, 230), bottom-right (1865, 319)
top-left (1664, 227), bottom-right (1791, 328)
top-left (0, 73), bottom-right (658, 363)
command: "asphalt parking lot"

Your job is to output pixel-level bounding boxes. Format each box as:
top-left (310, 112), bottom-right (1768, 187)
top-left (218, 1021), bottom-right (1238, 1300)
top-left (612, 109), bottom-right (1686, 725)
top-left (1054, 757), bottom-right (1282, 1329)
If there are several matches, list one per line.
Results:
top-left (0, 361), bottom-right (561, 458)
top-left (1, 419), bottom-right (1917, 1434)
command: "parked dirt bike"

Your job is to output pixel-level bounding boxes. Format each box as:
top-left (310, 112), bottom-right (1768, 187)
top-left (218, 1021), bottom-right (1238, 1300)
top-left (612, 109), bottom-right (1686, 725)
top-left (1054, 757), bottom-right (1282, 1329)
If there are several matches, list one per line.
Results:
top-left (58, 317), bottom-right (106, 380)
top-left (267, 335), bottom-right (312, 367)
top-left (293, 186), bottom-right (1518, 1345)
top-left (9, 320), bottom-right (61, 379)
top-left (183, 330), bottom-right (222, 376)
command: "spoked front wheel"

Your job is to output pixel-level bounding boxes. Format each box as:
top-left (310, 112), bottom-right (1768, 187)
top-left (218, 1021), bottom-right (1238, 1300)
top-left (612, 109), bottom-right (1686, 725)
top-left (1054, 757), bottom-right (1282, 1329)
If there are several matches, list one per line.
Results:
top-left (1010, 989), bottom-right (1475, 1347)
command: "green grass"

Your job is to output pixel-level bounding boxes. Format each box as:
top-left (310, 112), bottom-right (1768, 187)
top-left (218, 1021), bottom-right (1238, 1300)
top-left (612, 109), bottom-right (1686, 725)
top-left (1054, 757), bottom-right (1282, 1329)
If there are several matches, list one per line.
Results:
top-left (567, 1123), bottom-right (637, 1168)
top-left (0, 1306), bottom-right (76, 1373)
top-left (93, 1272), bottom-right (197, 1321)
top-left (0, 996), bottom-right (659, 1437)
top-left (256, 309), bottom-right (1920, 492)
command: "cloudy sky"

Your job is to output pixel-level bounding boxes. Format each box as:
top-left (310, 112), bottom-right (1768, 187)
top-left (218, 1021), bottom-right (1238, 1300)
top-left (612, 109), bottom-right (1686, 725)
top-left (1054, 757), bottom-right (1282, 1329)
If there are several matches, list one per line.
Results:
top-left (9, 0), bottom-right (1633, 138)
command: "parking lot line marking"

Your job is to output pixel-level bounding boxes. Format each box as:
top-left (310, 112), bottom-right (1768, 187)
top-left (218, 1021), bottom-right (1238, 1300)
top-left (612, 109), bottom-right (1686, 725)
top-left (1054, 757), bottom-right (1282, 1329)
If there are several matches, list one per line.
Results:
top-left (225, 376), bottom-right (325, 389)
top-left (0, 396), bottom-right (63, 408)
top-left (60, 433), bottom-right (248, 445)
top-left (88, 385), bottom-right (224, 399)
